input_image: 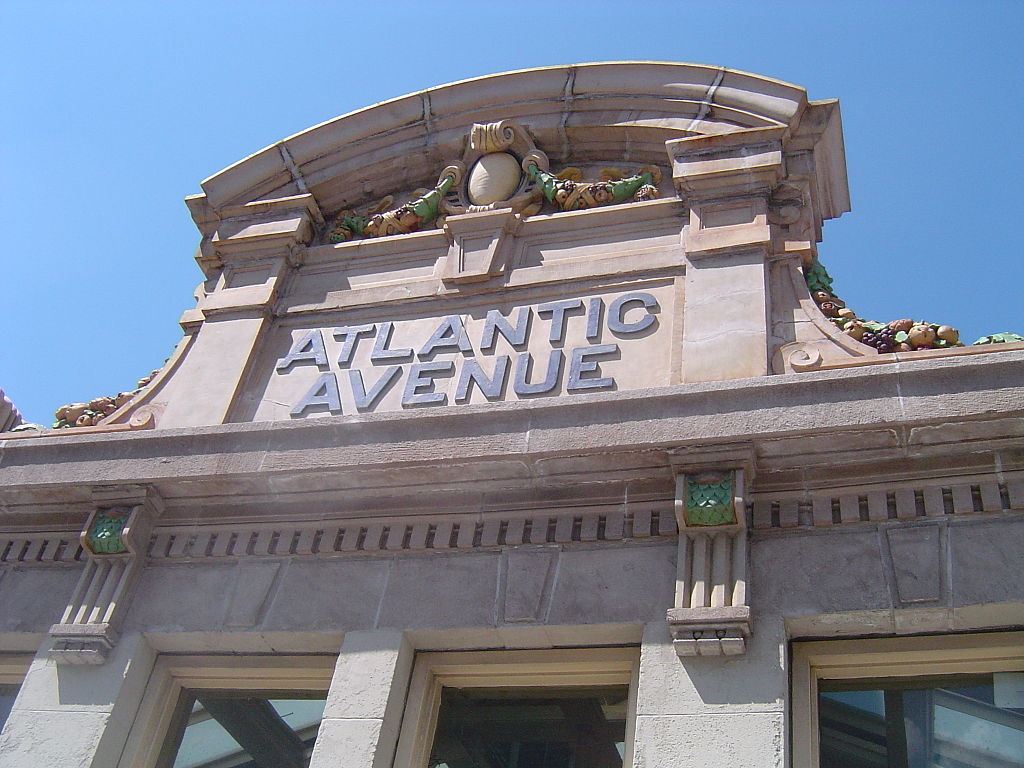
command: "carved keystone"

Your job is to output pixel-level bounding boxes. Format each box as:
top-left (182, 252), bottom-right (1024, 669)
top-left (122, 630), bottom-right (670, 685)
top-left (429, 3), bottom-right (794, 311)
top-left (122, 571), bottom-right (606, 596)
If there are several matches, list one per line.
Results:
top-left (442, 209), bottom-right (519, 284)
top-left (49, 485), bottom-right (163, 665)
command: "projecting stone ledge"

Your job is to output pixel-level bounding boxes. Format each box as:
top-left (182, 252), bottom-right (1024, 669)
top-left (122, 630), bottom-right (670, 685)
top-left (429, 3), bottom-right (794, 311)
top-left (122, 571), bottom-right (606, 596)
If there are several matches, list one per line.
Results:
top-left (667, 605), bottom-right (752, 657)
top-left (48, 623), bottom-right (118, 666)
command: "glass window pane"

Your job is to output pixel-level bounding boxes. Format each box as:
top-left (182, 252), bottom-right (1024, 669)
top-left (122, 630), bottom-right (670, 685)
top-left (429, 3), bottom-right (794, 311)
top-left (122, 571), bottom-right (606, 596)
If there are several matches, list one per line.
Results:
top-left (163, 693), bottom-right (327, 768)
top-left (428, 685), bottom-right (628, 768)
top-left (0, 684), bottom-right (19, 730)
top-left (819, 674), bottom-right (1024, 768)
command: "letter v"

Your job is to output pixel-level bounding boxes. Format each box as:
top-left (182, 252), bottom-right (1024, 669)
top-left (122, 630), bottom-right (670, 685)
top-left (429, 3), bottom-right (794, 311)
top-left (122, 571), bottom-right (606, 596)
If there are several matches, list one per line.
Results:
top-left (348, 366), bottom-right (402, 410)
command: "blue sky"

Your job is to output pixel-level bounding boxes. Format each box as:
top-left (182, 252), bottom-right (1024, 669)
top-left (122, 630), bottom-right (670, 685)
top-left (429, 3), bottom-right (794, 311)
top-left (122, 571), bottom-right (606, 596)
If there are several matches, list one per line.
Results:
top-left (2, 1), bottom-right (1022, 424)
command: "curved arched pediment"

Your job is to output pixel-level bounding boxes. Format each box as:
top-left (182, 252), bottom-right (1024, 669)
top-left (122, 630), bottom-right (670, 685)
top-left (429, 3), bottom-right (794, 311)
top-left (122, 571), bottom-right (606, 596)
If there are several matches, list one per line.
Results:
top-left (197, 62), bottom-right (809, 216)
top-left (66, 61), bottom-right (860, 434)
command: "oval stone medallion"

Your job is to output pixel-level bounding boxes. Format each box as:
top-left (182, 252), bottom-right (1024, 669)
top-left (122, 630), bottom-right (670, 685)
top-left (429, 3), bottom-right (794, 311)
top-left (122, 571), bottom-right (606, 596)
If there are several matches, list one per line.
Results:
top-left (467, 152), bottom-right (522, 205)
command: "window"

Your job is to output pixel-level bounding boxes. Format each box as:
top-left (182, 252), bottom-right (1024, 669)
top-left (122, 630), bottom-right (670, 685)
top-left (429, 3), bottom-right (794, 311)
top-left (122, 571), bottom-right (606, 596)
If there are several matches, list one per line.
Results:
top-left (158, 693), bottom-right (327, 768)
top-left (0, 654), bottom-right (31, 732)
top-left (792, 633), bottom-right (1024, 768)
top-left (393, 647), bottom-right (638, 768)
top-left (118, 655), bottom-right (334, 768)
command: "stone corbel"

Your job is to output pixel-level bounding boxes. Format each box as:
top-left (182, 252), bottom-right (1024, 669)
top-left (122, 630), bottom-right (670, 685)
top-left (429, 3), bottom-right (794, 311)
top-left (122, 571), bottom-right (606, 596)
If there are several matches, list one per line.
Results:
top-left (442, 208), bottom-right (520, 284)
top-left (49, 486), bottom-right (164, 664)
top-left (666, 467), bottom-right (752, 657)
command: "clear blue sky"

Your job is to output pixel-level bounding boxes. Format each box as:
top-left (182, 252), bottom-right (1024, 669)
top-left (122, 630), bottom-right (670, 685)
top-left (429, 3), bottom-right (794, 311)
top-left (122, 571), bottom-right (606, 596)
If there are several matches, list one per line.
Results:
top-left (2, 1), bottom-right (1021, 425)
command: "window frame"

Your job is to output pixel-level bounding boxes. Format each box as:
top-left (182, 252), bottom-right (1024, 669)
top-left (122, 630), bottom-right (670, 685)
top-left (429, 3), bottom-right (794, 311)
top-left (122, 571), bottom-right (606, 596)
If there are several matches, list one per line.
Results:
top-left (117, 653), bottom-right (335, 768)
top-left (392, 646), bottom-right (639, 768)
top-left (791, 631), bottom-right (1024, 768)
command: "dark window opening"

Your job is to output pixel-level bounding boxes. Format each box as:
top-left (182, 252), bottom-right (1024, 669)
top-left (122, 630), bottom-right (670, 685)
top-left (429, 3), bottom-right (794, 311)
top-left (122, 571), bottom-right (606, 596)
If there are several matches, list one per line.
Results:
top-left (428, 685), bottom-right (628, 768)
top-left (0, 683), bottom-right (19, 730)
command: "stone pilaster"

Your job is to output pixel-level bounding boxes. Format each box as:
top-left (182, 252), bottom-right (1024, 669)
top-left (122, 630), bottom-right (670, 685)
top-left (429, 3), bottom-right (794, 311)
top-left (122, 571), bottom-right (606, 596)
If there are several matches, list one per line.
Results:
top-left (669, 127), bottom-right (785, 383)
top-left (309, 630), bottom-right (414, 768)
top-left (0, 633), bottom-right (156, 767)
top-left (154, 193), bottom-right (320, 428)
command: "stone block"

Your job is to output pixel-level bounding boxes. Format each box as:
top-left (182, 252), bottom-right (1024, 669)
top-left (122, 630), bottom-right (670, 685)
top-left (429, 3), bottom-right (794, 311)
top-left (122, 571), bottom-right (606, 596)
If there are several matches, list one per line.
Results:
top-left (668, 127), bottom-right (785, 198)
top-left (376, 553), bottom-right (498, 630)
top-left (892, 606), bottom-right (954, 634)
top-left (123, 563), bottom-right (236, 631)
top-left (785, 610), bottom-right (896, 638)
top-left (950, 519), bottom-right (1024, 606)
top-left (442, 209), bottom-right (516, 283)
top-left (546, 545), bottom-right (675, 625)
top-left (953, 601), bottom-right (1024, 631)
top-left (308, 717), bottom-right (385, 768)
top-left (225, 560), bottom-right (282, 628)
top-left (0, 566), bottom-right (81, 633)
top-left (752, 530), bottom-right (890, 615)
top-left (263, 559), bottom-right (390, 632)
top-left (681, 251), bottom-right (769, 382)
top-left (324, 631), bottom-right (411, 721)
top-left (637, 621), bottom-right (784, 715)
top-left (631, 712), bottom-right (783, 768)
top-left (10, 632), bottom-right (152, 714)
top-left (0, 633), bottom-right (154, 767)
top-left (0, 710), bottom-right (111, 768)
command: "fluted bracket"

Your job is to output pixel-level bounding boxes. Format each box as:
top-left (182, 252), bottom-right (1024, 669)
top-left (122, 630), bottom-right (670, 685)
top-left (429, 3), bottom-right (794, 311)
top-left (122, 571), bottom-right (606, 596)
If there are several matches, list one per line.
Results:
top-left (668, 469), bottom-right (751, 657)
top-left (49, 486), bottom-right (163, 664)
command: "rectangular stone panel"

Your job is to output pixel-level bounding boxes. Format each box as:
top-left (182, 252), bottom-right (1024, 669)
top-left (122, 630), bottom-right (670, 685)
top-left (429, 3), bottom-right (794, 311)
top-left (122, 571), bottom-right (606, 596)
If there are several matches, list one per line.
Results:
top-left (885, 525), bottom-right (942, 604)
top-left (247, 282), bottom-right (677, 422)
top-left (502, 549), bottom-right (556, 623)
top-left (546, 545), bottom-right (676, 625)
top-left (263, 559), bottom-right (390, 632)
top-left (375, 553), bottom-right (499, 630)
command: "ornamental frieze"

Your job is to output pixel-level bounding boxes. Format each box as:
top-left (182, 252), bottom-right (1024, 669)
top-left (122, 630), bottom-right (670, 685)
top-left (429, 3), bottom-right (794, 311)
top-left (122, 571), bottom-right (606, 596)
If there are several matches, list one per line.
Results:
top-left (325, 119), bottom-right (662, 243)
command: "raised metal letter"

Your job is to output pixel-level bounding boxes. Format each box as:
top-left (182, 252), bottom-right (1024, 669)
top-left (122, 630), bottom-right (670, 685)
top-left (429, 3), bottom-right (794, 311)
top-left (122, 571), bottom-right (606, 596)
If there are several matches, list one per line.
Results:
top-left (608, 292), bottom-right (658, 335)
top-left (402, 361), bottom-right (454, 406)
top-left (480, 307), bottom-right (531, 351)
top-left (277, 330), bottom-right (328, 371)
top-left (333, 324), bottom-right (376, 367)
top-left (513, 350), bottom-right (563, 395)
top-left (348, 366), bottom-right (402, 410)
top-left (419, 316), bottom-right (473, 359)
top-left (455, 356), bottom-right (510, 402)
top-left (371, 322), bottom-right (414, 363)
top-left (537, 299), bottom-right (584, 343)
top-left (291, 372), bottom-right (342, 416)
top-left (567, 344), bottom-right (618, 391)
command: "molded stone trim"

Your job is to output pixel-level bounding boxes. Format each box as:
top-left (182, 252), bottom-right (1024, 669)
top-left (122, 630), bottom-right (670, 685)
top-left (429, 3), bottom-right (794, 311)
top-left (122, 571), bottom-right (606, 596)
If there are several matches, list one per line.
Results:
top-left (751, 474), bottom-right (1024, 530)
top-left (144, 506), bottom-right (678, 561)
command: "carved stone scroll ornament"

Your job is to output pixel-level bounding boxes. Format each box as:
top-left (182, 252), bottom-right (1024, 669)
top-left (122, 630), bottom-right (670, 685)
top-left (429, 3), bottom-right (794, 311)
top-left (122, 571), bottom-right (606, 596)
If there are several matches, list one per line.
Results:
top-left (443, 119), bottom-right (545, 216)
top-left (49, 487), bottom-right (163, 664)
top-left (667, 469), bottom-right (751, 657)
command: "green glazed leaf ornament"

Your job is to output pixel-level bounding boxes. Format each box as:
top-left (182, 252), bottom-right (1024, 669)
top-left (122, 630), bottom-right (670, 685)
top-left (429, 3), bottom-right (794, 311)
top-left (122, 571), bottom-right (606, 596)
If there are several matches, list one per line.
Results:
top-left (87, 508), bottom-right (131, 554)
top-left (684, 472), bottom-right (737, 527)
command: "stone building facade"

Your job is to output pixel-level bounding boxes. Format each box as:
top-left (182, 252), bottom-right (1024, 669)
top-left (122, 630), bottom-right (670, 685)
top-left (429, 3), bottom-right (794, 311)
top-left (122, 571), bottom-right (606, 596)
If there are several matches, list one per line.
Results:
top-left (1, 62), bottom-right (1022, 767)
